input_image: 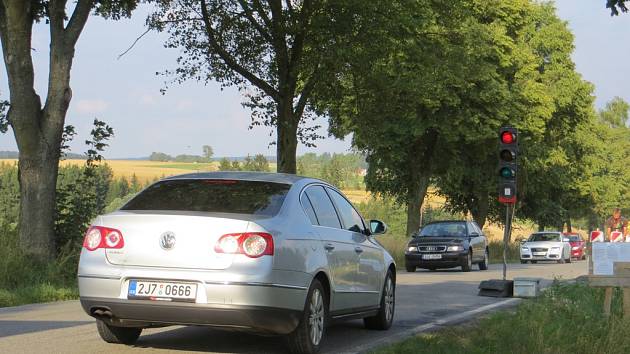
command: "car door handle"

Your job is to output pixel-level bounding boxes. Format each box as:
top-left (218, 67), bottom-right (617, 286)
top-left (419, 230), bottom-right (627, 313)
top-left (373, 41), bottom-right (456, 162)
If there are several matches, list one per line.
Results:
top-left (355, 247), bottom-right (363, 254)
top-left (324, 243), bottom-right (335, 251)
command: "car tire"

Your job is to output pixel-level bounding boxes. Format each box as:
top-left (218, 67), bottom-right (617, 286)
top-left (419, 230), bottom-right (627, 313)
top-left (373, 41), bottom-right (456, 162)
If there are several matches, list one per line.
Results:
top-left (405, 264), bottom-right (416, 273)
top-left (479, 249), bottom-right (489, 270)
top-left (461, 250), bottom-right (472, 272)
top-left (520, 260), bottom-right (528, 264)
top-left (96, 320), bottom-right (142, 345)
top-left (558, 258), bottom-right (565, 264)
top-left (531, 260), bottom-right (538, 264)
top-left (287, 279), bottom-right (327, 354)
top-left (364, 270), bottom-right (395, 330)
top-left (566, 254), bottom-right (571, 263)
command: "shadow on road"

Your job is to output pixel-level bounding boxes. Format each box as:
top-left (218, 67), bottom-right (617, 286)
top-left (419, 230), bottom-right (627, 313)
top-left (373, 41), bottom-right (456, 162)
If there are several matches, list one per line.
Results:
top-left (0, 320), bottom-right (92, 338)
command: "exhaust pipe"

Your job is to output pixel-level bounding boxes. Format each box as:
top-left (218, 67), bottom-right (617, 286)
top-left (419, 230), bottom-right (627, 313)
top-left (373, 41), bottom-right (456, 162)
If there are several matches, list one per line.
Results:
top-left (91, 307), bottom-right (113, 319)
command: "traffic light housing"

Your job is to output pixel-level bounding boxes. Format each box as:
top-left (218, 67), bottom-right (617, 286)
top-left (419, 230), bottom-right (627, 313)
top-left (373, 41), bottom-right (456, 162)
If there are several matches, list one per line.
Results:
top-left (498, 127), bottom-right (518, 204)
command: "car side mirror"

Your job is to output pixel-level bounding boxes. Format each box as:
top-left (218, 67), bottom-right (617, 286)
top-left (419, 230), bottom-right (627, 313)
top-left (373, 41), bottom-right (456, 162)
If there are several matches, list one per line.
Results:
top-left (369, 220), bottom-right (388, 235)
top-left (470, 232), bottom-right (480, 237)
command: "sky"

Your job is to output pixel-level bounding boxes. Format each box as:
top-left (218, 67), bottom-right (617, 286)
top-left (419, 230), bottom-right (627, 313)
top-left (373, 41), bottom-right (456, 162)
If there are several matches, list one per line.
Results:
top-left (0, 1), bottom-right (629, 159)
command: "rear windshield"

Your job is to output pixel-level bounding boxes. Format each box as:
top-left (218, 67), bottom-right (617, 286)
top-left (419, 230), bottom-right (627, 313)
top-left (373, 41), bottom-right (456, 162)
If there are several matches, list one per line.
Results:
top-left (529, 233), bottom-right (561, 242)
top-left (121, 179), bottom-right (291, 216)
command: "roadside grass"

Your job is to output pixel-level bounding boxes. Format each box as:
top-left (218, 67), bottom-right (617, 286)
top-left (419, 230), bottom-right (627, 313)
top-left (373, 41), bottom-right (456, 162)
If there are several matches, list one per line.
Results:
top-left (488, 240), bottom-right (520, 264)
top-left (0, 224), bottom-right (79, 307)
top-left (373, 282), bottom-right (630, 354)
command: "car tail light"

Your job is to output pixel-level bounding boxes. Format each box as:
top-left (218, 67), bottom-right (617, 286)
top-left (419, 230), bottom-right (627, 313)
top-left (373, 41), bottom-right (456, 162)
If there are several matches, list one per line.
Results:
top-left (214, 233), bottom-right (274, 258)
top-left (82, 226), bottom-right (125, 251)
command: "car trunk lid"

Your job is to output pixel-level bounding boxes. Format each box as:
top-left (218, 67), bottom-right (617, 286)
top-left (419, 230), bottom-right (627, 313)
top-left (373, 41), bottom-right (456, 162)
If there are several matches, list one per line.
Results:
top-left (102, 211), bottom-right (255, 270)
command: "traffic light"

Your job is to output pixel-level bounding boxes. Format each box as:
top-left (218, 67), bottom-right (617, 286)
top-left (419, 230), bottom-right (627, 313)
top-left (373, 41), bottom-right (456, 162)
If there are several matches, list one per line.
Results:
top-left (498, 127), bottom-right (518, 204)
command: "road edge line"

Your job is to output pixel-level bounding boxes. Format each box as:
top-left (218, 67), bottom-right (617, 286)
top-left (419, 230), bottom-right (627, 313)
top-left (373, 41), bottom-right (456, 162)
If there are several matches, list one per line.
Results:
top-left (342, 297), bottom-right (521, 354)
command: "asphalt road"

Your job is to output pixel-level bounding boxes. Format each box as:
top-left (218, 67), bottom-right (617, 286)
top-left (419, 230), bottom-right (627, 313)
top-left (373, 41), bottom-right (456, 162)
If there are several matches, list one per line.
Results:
top-left (0, 261), bottom-right (587, 354)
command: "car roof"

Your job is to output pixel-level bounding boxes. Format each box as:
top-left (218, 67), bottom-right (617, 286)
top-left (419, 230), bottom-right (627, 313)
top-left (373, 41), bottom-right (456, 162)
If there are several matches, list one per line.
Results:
top-left (424, 220), bottom-right (469, 225)
top-left (162, 171), bottom-right (312, 185)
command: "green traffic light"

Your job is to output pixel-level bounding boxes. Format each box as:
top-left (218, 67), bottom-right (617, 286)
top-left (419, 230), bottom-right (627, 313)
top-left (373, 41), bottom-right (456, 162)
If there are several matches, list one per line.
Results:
top-left (500, 167), bottom-right (515, 178)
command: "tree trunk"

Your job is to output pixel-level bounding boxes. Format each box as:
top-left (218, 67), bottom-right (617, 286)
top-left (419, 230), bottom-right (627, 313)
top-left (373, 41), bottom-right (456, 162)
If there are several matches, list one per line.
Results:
top-left (17, 145), bottom-right (60, 259)
top-left (538, 224), bottom-right (545, 232)
top-left (405, 129), bottom-right (439, 237)
top-left (471, 193), bottom-right (489, 229)
top-left (406, 174), bottom-right (430, 237)
top-left (0, 0), bottom-right (91, 260)
top-left (276, 102), bottom-right (298, 174)
top-left (566, 218), bottom-right (572, 233)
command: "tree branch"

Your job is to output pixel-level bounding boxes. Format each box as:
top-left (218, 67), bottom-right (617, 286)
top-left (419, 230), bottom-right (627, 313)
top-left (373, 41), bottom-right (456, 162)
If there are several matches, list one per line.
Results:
top-left (48, 0), bottom-right (67, 43)
top-left (252, 0), bottom-right (273, 29)
top-left (287, 0), bottom-right (311, 84)
top-left (199, 0), bottom-right (280, 101)
top-left (236, 0), bottom-right (273, 43)
top-left (117, 28), bottom-right (150, 59)
top-left (65, 0), bottom-right (95, 48)
top-left (294, 71), bottom-right (317, 120)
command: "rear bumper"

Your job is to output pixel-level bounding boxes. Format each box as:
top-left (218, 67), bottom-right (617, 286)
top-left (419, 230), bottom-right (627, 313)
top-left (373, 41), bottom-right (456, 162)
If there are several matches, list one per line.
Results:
top-left (81, 297), bottom-right (301, 334)
top-left (405, 252), bottom-right (467, 269)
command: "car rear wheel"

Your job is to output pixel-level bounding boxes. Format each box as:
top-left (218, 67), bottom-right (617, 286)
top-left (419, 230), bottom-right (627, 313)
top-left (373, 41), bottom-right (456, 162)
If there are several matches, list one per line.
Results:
top-left (479, 249), bottom-right (489, 270)
top-left (364, 270), bottom-right (395, 330)
top-left (96, 320), bottom-right (142, 345)
top-left (461, 250), bottom-right (472, 272)
top-left (405, 264), bottom-right (416, 272)
top-left (287, 279), bottom-right (326, 354)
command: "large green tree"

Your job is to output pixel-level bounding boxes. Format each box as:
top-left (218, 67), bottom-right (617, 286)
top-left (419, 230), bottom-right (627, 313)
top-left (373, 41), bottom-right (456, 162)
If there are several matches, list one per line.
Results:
top-left (438, 2), bottom-right (598, 231)
top-left (0, 0), bottom-right (136, 260)
top-left (149, 0), bottom-right (360, 174)
top-left (317, 0), bottom-right (526, 236)
top-left (599, 96), bottom-right (629, 128)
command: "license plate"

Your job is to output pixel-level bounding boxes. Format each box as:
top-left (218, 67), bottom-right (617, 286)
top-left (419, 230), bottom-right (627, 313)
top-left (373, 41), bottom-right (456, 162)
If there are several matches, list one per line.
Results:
top-left (128, 280), bottom-right (197, 302)
top-left (533, 252), bottom-right (546, 256)
top-left (423, 254), bottom-right (442, 260)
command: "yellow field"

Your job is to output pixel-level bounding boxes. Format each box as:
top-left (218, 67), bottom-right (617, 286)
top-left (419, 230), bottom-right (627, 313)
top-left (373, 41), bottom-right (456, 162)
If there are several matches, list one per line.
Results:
top-left (0, 158), bottom-right (552, 239)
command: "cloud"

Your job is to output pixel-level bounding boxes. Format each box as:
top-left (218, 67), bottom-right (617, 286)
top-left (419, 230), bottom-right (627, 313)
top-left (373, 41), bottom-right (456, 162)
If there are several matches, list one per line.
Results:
top-left (140, 94), bottom-right (156, 105)
top-left (75, 99), bottom-right (108, 114)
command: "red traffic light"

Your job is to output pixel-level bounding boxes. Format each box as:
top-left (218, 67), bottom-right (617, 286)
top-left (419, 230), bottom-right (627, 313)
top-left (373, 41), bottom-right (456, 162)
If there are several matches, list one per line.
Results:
top-left (501, 131), bottom-right (516, 144)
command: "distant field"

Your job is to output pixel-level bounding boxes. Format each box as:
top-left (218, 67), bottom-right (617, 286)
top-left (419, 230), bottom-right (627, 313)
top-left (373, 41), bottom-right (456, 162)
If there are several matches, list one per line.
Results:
top-left (0, 158), bottom-right (554, 239)
top-left (0, 159), bottom-right (275, 183)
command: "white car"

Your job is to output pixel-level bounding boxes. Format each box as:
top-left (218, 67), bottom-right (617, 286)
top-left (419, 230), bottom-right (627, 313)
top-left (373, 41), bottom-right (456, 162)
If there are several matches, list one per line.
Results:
top-left (520, 232), bottom-right (571, 264)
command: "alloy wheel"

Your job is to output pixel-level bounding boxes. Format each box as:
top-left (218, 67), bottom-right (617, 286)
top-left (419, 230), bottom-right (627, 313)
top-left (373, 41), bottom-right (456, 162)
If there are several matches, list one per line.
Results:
top-left (308, 288), bottom-right (324, 346)
top-left (384, 276), bottom-right (395, 323)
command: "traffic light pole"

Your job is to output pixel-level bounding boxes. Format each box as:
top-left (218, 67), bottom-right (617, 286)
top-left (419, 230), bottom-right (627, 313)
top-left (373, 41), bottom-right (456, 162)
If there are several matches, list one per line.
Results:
top-left (502, 203), bottom-right (514, 281)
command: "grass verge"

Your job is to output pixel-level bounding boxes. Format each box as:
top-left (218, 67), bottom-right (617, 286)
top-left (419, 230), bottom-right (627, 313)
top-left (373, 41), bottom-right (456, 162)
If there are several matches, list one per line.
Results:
top-left (373, 282), bottom-right (630, 354)
top-left (0, 223), bottom-right (79, 308)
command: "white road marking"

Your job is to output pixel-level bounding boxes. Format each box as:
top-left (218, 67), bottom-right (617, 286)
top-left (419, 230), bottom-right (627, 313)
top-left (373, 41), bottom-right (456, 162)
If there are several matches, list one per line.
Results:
top-left (343, 297), bottom-right (521, 354)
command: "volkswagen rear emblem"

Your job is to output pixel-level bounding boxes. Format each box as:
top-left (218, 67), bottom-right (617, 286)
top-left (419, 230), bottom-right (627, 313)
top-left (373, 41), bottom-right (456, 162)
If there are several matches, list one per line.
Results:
top-left (160, 231), bottom-right (176, 250)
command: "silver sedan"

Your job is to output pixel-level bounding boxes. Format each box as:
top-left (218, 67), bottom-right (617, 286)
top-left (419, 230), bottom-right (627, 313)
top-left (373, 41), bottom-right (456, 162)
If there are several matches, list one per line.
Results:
top-left (78, 172), bottom-right (396, 354)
